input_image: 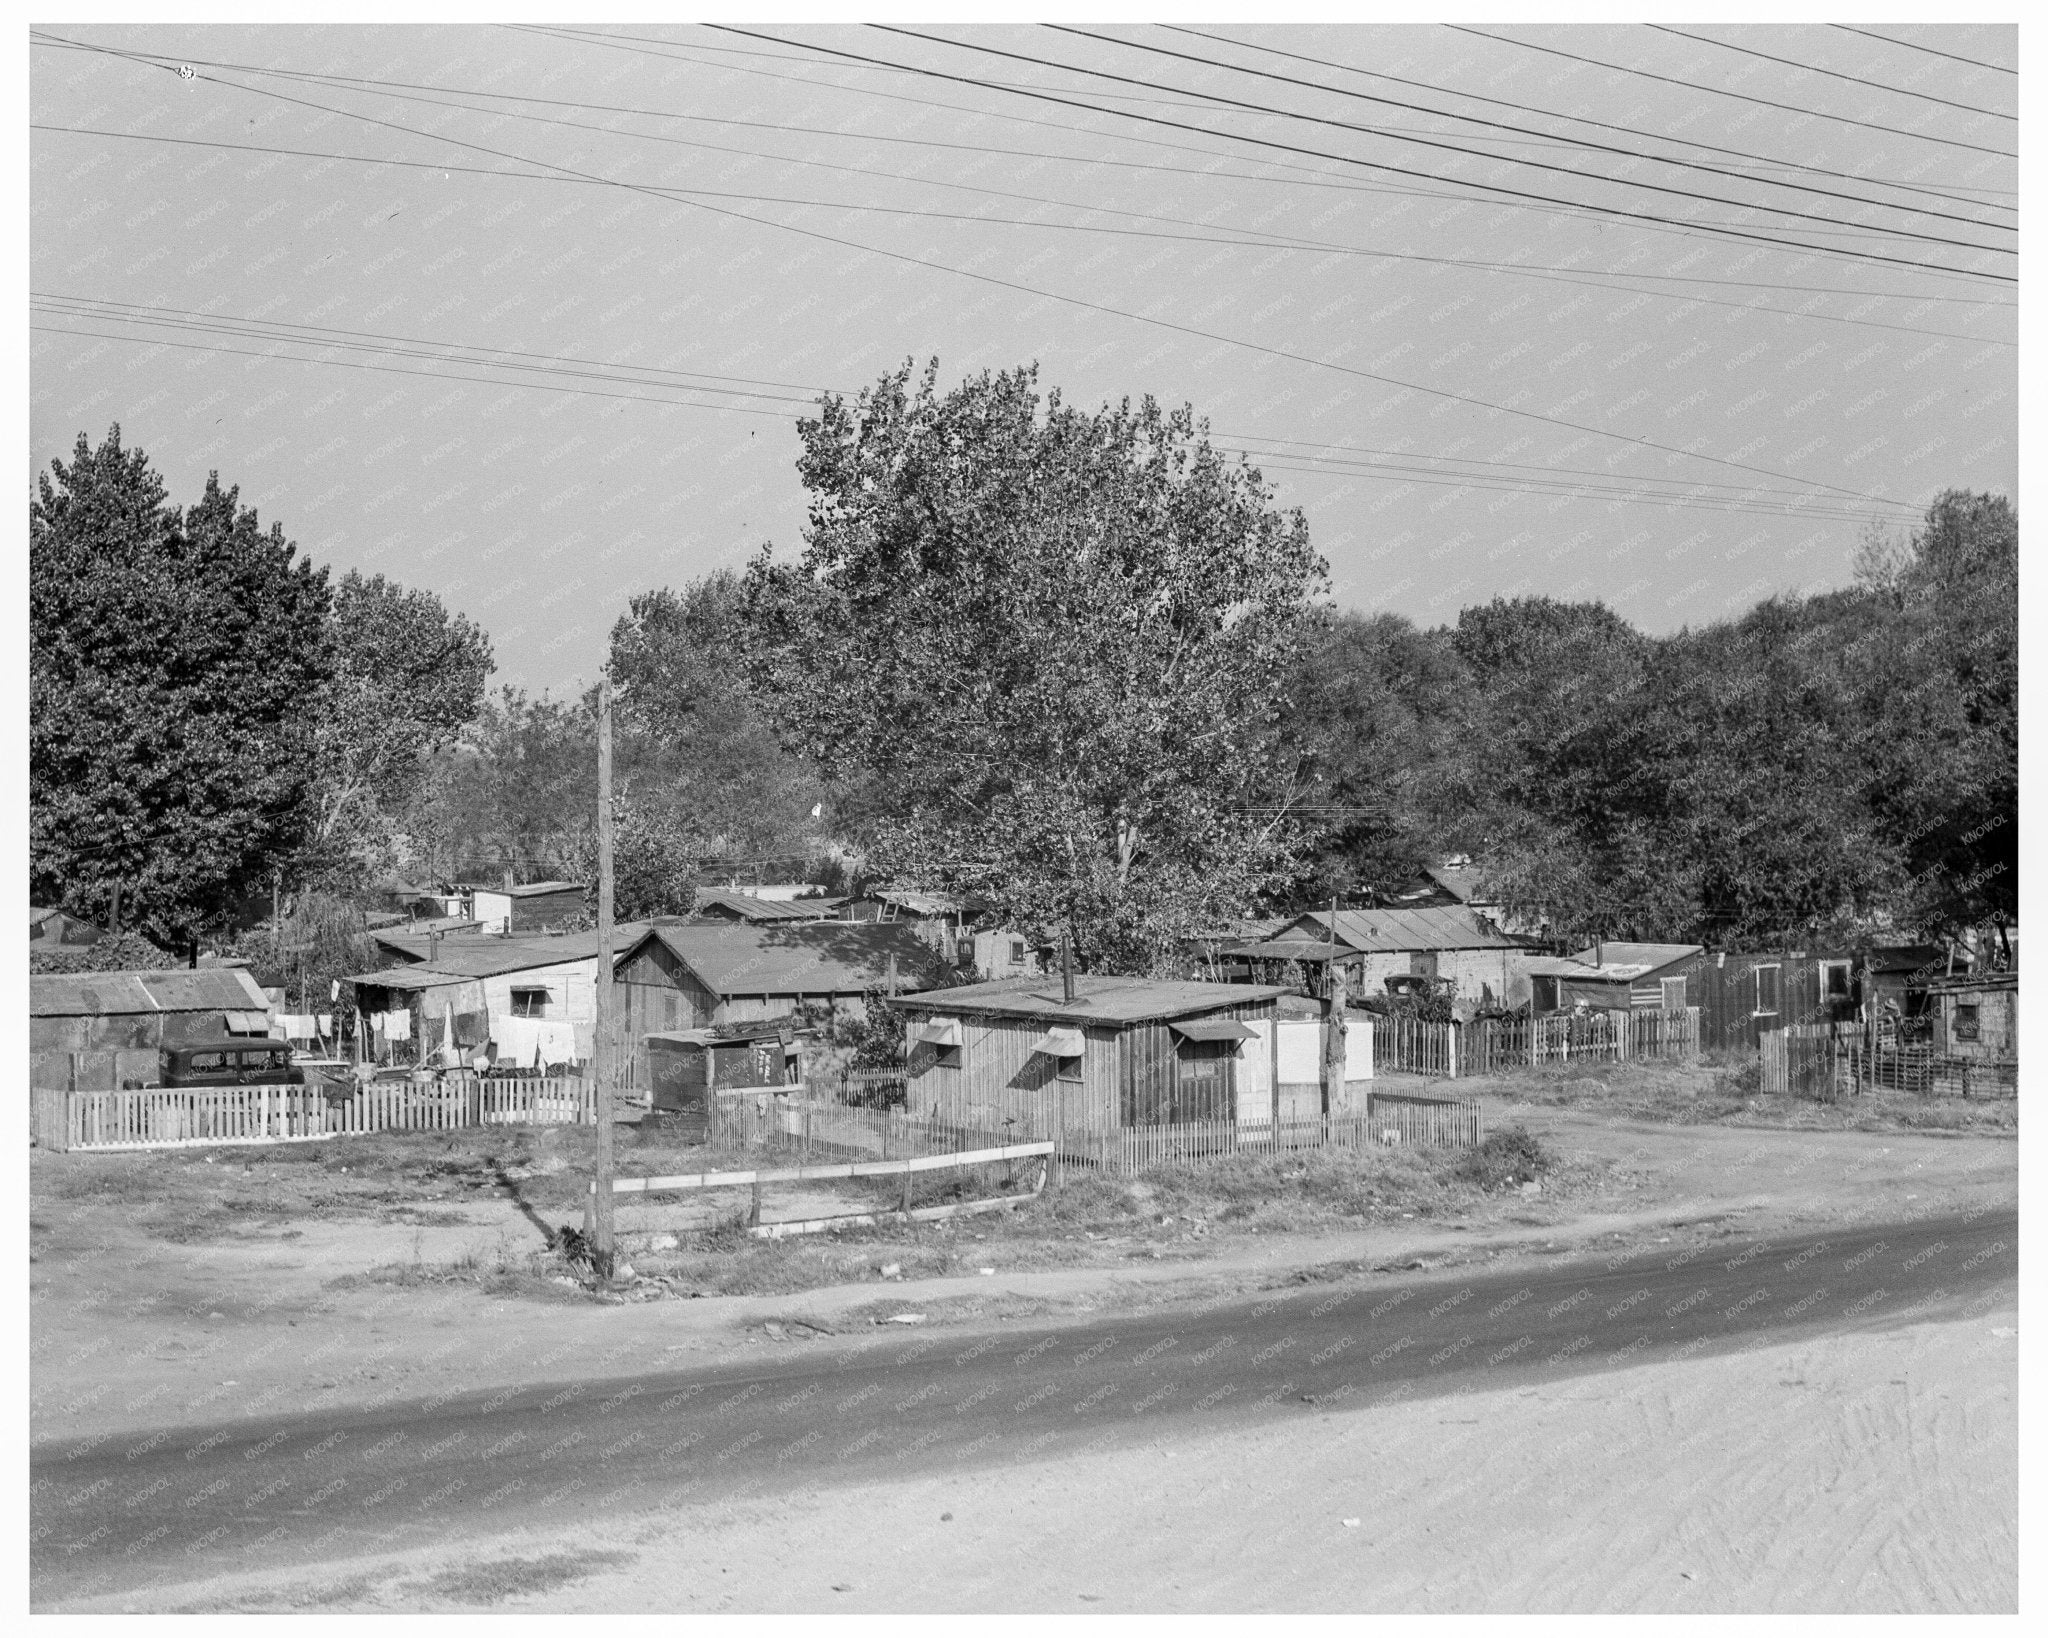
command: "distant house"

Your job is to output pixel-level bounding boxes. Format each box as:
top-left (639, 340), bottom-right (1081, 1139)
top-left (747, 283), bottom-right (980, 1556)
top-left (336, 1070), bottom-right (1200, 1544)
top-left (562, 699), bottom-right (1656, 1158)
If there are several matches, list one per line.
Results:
top-left (839, 888), bottom-right (965, 926)
top-left (893, 975), bottom-right (1292, 1140)
top-left (1524, 942), bottom-right (1705, 1015)
top-left (613, 921), bottom-right (941, 1087)
top-left (690, 888), bottom-right (831, 925)
top-left (966, 928), bottom-right (1052, 982)
top-left (30, 906), bottom-right (103, 948)
top-left (31, 967), bottom-right (275, 1091)
top-left (460, 881), bottom-right (587, 935)
top-left (347, 927), bottom-right (648, 1070)
top-left (1256, 906), bottom-right (1539, 1011)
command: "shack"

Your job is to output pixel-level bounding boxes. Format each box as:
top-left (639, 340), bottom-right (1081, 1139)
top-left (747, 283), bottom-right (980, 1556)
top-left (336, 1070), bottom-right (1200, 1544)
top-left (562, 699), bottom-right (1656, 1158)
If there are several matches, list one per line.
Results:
top-left (347, 927), bottom-right (648, 1070)
top-left (613, 921), bottom-right (940, 1088)
top-left (645, 1021), bottom-right (802, 1139)
top-left (1258, 906), bottom-right (1539, 1010)
top-left (30, 905), bottom-right (103, 948)
top-left (1525, 942), bottom-right (1704, 1015)
top-left (31, 967), bottom-right (276, 1091)
top-left (462, 880), bottom-right (587, 935)
top-left (1691, 944), bottom-right (1957, 1054)
top-left (892, 975), bottom-right (1289, 1140)
top-left (690, 889), bottom-right (830, 925)
top-left (1922, 970), bottom-right (2017, 1094)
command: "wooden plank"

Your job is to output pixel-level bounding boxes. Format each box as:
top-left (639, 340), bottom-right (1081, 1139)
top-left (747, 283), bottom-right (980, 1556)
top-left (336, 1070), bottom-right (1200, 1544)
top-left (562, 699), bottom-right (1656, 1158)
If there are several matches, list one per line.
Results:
top-left (611, 1139), bottom-right (1055, 1194)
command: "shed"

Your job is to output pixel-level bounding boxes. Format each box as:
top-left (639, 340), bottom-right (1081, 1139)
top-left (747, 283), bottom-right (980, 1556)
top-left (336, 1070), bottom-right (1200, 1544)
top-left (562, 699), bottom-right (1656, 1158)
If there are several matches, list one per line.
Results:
top-left (1524, 942), bottom-right (1703, 1014)
top-left (690, 889), bottom-right (830, 925)
top-left (1922, 970), bottom-right (2016, 1068)
top-left (645, 1022), bottom-right (802, 1139)
top-left (613, 922), bottom-right (941, 1087)
top-left (30, 905), bottom-right (103, 948)
top-left (893, 976), bottom-right (1290, 1140)
top-left (31, 967), bottom-right (275, 1090)
top-left (1258, 906), bottom-right (1538, 1009)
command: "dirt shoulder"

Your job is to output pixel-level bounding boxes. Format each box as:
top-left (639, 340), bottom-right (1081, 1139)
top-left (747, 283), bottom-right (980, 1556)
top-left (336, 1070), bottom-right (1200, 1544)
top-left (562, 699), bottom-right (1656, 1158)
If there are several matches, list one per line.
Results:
top-left (31, 1096), bottom-right (2015, 1450)
top-left (83, 1298), bottom-right (2020, 1613)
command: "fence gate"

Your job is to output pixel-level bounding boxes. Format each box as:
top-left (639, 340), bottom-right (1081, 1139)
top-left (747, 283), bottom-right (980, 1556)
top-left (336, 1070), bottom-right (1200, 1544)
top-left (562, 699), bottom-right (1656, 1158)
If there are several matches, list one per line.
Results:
top-left (1760, 1025), bottom-right (1834, 1099)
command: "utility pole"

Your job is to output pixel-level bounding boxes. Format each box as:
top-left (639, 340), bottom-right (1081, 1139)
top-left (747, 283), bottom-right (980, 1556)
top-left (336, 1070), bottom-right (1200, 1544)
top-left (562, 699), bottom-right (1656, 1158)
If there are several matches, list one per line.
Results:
top-left (1320, 894), bottom-right (1345, 1119)
top-left (588, 674), bottom-right (618, 1281)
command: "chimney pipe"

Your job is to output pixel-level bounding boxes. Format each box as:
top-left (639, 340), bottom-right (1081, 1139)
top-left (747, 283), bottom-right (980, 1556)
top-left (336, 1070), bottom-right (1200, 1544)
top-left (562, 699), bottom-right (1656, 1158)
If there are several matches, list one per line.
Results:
top-left (1061, 930), bottom-right (1076, 1005)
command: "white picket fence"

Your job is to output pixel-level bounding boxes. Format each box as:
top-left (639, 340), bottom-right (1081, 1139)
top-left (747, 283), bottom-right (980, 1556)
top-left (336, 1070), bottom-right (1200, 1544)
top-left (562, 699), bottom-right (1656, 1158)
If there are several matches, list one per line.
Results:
top-left (34, 1076), bottom-right (592, 1152)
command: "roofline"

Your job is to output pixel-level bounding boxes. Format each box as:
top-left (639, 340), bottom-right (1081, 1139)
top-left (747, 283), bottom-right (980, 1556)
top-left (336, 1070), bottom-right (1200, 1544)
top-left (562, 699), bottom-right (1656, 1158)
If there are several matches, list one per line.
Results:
top-left (896, 983), bottom-right (1290, 1027)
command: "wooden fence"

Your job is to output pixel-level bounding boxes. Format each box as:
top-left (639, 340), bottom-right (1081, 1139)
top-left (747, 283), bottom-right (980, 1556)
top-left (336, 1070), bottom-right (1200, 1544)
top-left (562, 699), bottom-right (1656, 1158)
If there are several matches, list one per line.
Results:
top-left (1068, 1091), bottom-right (1483, 1173)
top-left (1373, 1016), bottom-right (1456, 1077)
top-left (34, 1075), bottom-right (593, 1152)
top-left (1376, 1008), bottom-right (1700, 1079)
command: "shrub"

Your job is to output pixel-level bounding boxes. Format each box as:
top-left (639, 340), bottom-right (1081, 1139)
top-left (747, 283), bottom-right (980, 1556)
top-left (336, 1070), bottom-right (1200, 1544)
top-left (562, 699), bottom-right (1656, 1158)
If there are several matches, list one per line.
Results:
top-left (1454, 1124), bottom-right (1555, 1192)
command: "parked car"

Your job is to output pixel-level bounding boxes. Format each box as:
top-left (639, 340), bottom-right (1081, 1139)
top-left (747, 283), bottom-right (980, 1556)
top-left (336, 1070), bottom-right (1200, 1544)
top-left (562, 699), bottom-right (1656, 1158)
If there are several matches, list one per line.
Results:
top-left (159, 1041), bottom-right (304, 1087)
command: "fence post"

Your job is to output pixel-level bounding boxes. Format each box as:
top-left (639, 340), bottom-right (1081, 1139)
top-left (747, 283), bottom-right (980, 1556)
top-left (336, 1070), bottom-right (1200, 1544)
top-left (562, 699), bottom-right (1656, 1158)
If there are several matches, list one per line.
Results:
top-left (1447, 1023), bottom-right (1457, 1081)
top-left (748, 1180), bottom-right (763, 1227)
top-left (900, 1164), bottom-right (913, 1217)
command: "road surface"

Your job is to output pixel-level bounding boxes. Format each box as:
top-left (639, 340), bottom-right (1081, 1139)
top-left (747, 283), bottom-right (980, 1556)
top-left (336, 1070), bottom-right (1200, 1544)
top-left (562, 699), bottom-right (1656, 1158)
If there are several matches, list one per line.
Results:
top-left (32, 1206), bottom-right (2015, 1607)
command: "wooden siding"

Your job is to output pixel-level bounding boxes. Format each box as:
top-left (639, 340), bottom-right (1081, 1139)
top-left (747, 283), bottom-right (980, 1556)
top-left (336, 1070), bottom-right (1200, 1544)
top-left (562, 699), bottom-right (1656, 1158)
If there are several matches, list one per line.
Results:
top-left (906, 998), bottom-right (1280, 1135)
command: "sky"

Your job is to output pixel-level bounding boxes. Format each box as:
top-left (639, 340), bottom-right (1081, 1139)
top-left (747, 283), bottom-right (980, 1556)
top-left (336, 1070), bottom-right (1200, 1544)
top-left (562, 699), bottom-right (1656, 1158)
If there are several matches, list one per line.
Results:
top-left (29, 21), bottom-right (2018, 697)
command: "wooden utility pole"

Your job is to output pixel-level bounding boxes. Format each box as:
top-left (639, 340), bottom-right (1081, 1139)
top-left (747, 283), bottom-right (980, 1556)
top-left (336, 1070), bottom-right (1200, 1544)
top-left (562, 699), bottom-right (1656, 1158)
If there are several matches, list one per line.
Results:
top-left (1320, 895), bottom-right (1345, 1118)
top-left (589, 675), bottom-right (617, 1280)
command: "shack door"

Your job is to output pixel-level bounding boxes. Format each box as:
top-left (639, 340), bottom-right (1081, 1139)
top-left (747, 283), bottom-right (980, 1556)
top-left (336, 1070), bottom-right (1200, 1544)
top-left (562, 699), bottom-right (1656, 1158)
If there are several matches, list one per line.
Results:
top-left (648, 1039), bottom-right (711, 1140)
top-left (1172, 1038), bottom-right (1235, 1123)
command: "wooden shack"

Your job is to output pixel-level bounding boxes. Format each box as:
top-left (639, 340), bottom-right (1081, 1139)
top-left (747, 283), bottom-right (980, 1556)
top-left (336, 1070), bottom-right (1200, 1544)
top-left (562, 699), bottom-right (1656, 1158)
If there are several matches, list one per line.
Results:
top-left (31, 967), bottom-right (275, 1090)
top-left (1524, 942), bottom-right (1704, 1015)
top-left (613, 922), bottom-right (940, 1087)
top-left (1923, 970), bottom-right (2016, 1089)
top-left (892, 975), bottom-right (1289, 1140)
top-left (1262, 907), bottom-right (1540, 1010)
top-left (645, 1021), bottom-right (801, 1139)
top-left (1691, 944), bottom-right (1956, 1054)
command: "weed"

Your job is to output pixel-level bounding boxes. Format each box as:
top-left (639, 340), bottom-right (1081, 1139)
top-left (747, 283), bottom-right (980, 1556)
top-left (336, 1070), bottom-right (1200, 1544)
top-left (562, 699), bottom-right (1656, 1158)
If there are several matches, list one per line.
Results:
top-left (404, 1550), bottom-right (634, 1607)
top-left (1454, 1126), bottom-right (1557, 1193)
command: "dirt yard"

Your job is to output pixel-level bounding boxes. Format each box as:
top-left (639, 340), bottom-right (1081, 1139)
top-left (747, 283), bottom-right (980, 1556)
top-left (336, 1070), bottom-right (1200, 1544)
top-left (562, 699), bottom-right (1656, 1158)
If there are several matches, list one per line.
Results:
top-left (77, 1297), bottom-right (2019, 1613)
top-left (30, 1068), bottom-right (2016, 1451)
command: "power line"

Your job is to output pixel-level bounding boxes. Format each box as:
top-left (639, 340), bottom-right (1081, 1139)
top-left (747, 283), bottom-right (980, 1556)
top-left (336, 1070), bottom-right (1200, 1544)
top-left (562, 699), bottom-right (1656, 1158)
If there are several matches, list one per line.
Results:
top-left (34, 292), bottom-right (1921, 524)
top-left (1829, 25), bottom-right (2017, 77)
top-left (34, 122), bottom-right (2011, 351)
top-left (862, 24), bottom-right (2012, 271)
top-left (524, 24), bottom-right (2012, 284)
top-left (726, 23), bottom-right (2013, 283)
top-left (1447, 27), bottom-right (2019, 161)
top-left (1647, 25), bottom-right (2017, 121)
top-left (41, 35), bottom-right (1938, 511)
top-left (1153, 24), bottom-right (2016, 230)
top-left (1050, 24), bottom-right (2015, 243)
top-left (1166, 25), bottom-right (2017, 215)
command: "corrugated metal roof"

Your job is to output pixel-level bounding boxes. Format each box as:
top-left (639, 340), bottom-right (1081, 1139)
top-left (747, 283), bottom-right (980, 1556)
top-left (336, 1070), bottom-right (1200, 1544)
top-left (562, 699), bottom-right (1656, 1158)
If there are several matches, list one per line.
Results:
top-left (898, 975), bottom-right (1288, 1026)
top-left (1526, 942), bottom-right (1702, 981)
top-left (635, 922), bottom-right (938, 997)
top-left (31, 966), bottom-right (269, 1017)
top-left (504, 880), bottom-right (584, 898)
top-left (692, 889), bottom-right (827, 923)
top-left (359, 926), bottom-right (651, 980)
top-left (1284, 906), bottom-right (1524, 953)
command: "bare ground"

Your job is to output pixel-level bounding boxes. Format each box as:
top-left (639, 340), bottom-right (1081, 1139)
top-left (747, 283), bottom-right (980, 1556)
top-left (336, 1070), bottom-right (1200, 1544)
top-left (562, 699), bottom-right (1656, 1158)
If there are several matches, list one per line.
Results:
top-left (31, 1072), bottom-right (2014, 1449)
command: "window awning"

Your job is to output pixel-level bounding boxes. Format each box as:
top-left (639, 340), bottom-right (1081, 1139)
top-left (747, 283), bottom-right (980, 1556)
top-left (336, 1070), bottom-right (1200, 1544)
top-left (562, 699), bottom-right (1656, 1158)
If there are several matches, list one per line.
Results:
top-left (222, 1011), bottom-right (270, 1035)
top-left (1032, 1026), bottom-right (1085, 1058)
top-left (915, 1019), bottom-right (963, 1048)
top-left (1169, 1018), bottom-right (1256, 1043)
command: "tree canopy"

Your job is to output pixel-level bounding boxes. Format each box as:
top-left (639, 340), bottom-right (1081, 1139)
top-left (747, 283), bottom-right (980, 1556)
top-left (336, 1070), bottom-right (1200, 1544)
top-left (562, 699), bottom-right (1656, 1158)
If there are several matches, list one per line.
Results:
top-left (742, 360), bottom-right (1327, 972)
top-left (30, 427), bottom-right (333, 943)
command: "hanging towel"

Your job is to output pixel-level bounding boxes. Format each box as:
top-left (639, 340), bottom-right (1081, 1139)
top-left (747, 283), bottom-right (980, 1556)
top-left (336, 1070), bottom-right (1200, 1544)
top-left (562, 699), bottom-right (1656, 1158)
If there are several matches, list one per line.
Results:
top-left (384, 1006), bottom-right (411, 1042)
top-left (493, 1016), bottom-right (543, 1069)
top-left (535, 1020), bottom-right (579, 1070)
top-left (279, 1013), bottom-right (319, 1041)
top-left (571, 1020), bottom-right (596, 1063)
top-left (317, 1013), bottom-right (334, 1038)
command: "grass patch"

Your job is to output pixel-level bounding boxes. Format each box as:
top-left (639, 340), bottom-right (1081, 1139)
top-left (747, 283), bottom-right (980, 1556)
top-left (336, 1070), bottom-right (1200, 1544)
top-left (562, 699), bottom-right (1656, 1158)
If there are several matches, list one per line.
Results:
top-left (403, 1550), bottom-right (635, 1606)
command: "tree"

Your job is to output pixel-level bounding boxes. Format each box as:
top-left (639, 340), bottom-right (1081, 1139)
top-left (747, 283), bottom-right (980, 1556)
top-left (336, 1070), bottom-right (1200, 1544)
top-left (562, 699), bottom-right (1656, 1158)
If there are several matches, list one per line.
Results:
top-left (741, 361), bottom-right (1326, 973)
top-left (1852, 490), bottom-right (2017, 949)
top-left (1273, 610), bottom-right (1467, 903)
top-left (30, 427), bottom-right (332, 944)
top-left (303, 571), bottom-right (494, 882)
top-left (564, 798), bottom-right (700, 922)
top-left (607, 572), bottom-right (827, 860)
top-left (412, 686), bottom-right (598, 883)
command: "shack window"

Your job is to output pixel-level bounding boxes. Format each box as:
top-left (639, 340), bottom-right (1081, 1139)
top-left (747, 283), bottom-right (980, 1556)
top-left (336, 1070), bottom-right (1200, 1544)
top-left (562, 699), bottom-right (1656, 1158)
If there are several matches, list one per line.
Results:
top-left (1821, 961), bottom-right (1852, 1000)
top-left (1754, 964), bottom-right (1781, 1016)
top-left (1009, 938), bottom-right (1027, 965)
top-left (1660, 977), bottom-right (1688, 1013)
top-left (1953, 1003), bottom-right (1980, 1043)
top-left (1056, 1052), bottom-right (1083, 1084)
top-left (510, 987), bottom-right (549, 1018)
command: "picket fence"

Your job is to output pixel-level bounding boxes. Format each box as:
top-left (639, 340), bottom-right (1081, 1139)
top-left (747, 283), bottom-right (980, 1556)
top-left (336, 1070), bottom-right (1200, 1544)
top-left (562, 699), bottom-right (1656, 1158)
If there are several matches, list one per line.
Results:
top-left (1374, 1008), bottom-right (1700, 1079)
top-left (34, 1075), bottom-right (592, 1153)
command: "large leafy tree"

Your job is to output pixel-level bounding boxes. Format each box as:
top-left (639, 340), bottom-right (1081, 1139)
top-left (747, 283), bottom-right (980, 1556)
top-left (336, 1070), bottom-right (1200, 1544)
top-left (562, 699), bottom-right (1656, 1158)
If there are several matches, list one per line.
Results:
top-left (413, 685), bottom-right (598, 882)
top-left (304, 571), bottom-right (494, 881)
top-left (1852, 489), bottom-right (2018, 950)
top-left (30, 427), bottom-right (332, 943)
top-left (607, 571), bottom-right (827, 861)
top-left (741, 360), bottom-right (1326, 973)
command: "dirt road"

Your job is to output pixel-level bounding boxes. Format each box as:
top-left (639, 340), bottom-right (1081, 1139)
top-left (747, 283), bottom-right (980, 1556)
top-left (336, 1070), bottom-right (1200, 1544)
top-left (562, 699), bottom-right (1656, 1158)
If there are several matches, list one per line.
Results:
top-left (33, 1206), bottom-right (2016, 1610)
